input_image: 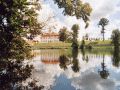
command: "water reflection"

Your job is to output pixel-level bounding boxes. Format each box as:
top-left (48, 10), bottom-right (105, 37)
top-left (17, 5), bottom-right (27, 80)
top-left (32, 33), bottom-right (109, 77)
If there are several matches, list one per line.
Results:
top-left (71, 49), bottom-right (80, 73)
top-left (0, 49), bottom-right (44, 90)
top-left (1, 48), bottom-right (120, 90)
top-left (112, 47), bottom-right (120, 67)
top-left (81, 49), bottom-right (89, 63)
top-left (58, 49), bottom-right (80, 73)
top-left (98, 54), bottom-right (109, 79)
top-left (59, 55), bottom-right (70, 70)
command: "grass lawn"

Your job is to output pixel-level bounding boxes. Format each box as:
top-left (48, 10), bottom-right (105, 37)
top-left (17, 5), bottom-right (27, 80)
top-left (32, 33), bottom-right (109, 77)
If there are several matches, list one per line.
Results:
top-left (82, 40), bottom-right (112, 46)
top-left (31, 40), bottom-right (113, 49)
top-left (32, 42), bottom-right (72, 49)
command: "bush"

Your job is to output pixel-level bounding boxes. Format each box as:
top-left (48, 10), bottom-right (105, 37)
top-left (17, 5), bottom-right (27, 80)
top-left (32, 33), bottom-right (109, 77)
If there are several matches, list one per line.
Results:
top-left (86, 45), bottom-right (93, 49)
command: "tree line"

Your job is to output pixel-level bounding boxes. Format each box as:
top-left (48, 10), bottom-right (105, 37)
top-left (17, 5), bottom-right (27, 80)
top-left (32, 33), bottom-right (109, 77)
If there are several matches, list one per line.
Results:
top-left (59, 18), bottom-right (120, 49)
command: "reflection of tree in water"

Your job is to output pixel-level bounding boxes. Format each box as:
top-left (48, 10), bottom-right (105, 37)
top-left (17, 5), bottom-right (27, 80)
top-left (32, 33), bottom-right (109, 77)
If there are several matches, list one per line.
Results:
top-left (98, 55), bottom-right (109, 79)
top-left (112, 47), bottom-right (120, 67)
top-left (0, 49), bottom-right (44, 89)
top-left (71, 49), bottom-right (80, 73)
top-left (59, 55), bottom-right (70, 70)
top-left (81, 49), bottom-right (89, 63)
top-left (59, 49), bottom-right (80, 72)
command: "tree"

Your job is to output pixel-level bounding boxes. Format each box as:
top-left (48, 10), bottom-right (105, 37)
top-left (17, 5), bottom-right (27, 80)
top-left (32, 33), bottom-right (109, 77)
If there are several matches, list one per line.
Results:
top-left (111, 29), bottom-right (120, 47)
top-left (53, 0), bottom-right (92, 28)
top-left (0, 0), bottom-right (41, 56)
top-left (98, 18), bottom-right (109, 41)
top-left (71, 24), bottom-right (79, 48)
top-left (66, 31), bottom-right (73, 43)
top-left (59, 27), bottom-right (67, 42)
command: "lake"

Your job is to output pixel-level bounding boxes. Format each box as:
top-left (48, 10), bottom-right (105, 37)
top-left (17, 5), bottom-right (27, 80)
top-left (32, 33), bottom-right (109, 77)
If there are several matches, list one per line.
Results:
top-left (0, 49), bottom-right (120, 90)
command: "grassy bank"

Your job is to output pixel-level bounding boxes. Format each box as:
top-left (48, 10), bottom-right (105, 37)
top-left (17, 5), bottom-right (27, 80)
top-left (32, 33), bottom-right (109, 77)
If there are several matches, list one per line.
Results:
top-left (31, 40), bottom-right (113, 49)
top-left (82, 40), bottom-right (112, 46)
top-left (32, 42), bottom-right (72, 49)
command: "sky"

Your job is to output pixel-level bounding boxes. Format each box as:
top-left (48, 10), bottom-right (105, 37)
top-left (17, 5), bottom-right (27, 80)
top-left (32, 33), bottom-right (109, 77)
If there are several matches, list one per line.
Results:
top-left (37, 0), bottom-right (120, 40)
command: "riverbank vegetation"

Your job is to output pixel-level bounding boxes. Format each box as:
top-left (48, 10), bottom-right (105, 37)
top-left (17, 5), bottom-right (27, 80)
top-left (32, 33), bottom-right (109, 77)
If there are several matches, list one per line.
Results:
top-left (32, 40), bottom-right (114, 49)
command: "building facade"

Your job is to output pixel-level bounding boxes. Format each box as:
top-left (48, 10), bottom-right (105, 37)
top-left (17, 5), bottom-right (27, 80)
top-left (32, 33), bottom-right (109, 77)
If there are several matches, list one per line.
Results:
top-left (30, 32), bottom-right (59, 43)
top-left (40, 32), bottom-right (59, 43)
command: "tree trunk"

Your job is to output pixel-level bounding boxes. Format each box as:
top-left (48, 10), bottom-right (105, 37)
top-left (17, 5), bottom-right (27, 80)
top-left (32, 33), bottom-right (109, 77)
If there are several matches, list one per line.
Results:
top-left (103, 32), bottom-right (105, 41)
top-left (102, 27), bottom-right (105, 41)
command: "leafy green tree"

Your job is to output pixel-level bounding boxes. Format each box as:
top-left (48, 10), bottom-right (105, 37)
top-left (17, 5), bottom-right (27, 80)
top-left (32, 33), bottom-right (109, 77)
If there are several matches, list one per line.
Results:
top-left (59, 27), bottom-right (67, 42)
top-left (0, 0), bottom-right (41, 56)
top-left (111, 29), bottom-right (120, 47)
top-left (53, 0), bottom-right (92, 28)
top-left (71, 24), bottom-right (79, 48)
top-left (98, 18), bottom-right (109, 41)
top-left (66, 31), bottom-right (73, 43)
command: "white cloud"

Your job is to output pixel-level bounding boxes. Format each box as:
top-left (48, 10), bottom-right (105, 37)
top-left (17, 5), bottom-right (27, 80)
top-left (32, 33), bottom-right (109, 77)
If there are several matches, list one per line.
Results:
top-left (71, 70), bottom-right (116, 90)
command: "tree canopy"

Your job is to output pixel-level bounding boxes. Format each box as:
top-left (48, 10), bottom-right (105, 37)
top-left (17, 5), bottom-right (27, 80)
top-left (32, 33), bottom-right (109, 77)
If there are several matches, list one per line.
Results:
top-left (71, 24), bottom-right (79, 48)
top-left (98, 18), bottom-right (109, 28)
top-left (53, 0), bottom-right (92, 27)
top-left (59, 27), bottom-right (67, 42)
top-left (111, 29), bottom-right (120, 47)
top-left (0, 0), bottom-right (41, 55)
top-left (98, 18), bottom-right (109, 41)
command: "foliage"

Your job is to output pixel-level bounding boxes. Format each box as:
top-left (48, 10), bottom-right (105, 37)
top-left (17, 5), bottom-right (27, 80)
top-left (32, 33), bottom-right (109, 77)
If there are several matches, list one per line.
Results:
top-left (98, 18), bottom-right (109, 27)
top-left (71, 40), bottom-right (79, 49)
top-left (65, 31), bottom-right (73, 43)
top-left (59, 27), bottom-right (73, 42)
top-left (0, 59), bottom-right (34, 89)
top-left (71, 24), bottom-right (79, 48)
top-left (71, 24), bottom-right (79, 38)
top-left (111, 29), bottom-right (120, 47)
top-left (53, 0), bottom-right (92, 27)
top-left (59, 27), bottom-right (67, 42)
top-left (0, 0), bottom-right (41, 56)
top-left (98, 18), bottom-right (109, 41)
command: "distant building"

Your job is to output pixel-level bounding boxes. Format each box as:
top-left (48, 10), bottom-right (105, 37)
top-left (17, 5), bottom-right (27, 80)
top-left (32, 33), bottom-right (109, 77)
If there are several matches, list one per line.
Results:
top-left (24, 32), bottom-right (59, 43)
top-left (40, 32), bottom-right (59, 43)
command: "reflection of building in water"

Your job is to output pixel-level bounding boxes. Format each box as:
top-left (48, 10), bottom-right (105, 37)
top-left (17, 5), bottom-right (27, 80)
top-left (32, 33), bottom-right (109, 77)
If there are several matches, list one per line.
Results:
top-left (42, 60), bottom-right (59, 64)
top-left (40, 50), bottom-right (62, 64)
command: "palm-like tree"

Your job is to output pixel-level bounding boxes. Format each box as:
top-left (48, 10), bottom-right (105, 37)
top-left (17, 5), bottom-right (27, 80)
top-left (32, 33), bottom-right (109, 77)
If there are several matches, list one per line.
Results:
top-left (98, 18), bottom-right (109, 41)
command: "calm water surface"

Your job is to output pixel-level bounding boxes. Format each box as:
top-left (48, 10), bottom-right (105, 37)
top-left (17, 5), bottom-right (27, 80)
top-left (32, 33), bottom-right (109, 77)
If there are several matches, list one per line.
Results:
top-left (0, 49), bottom-right (120, 90)
top-left (23, 49), bottom-right (120, 90)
